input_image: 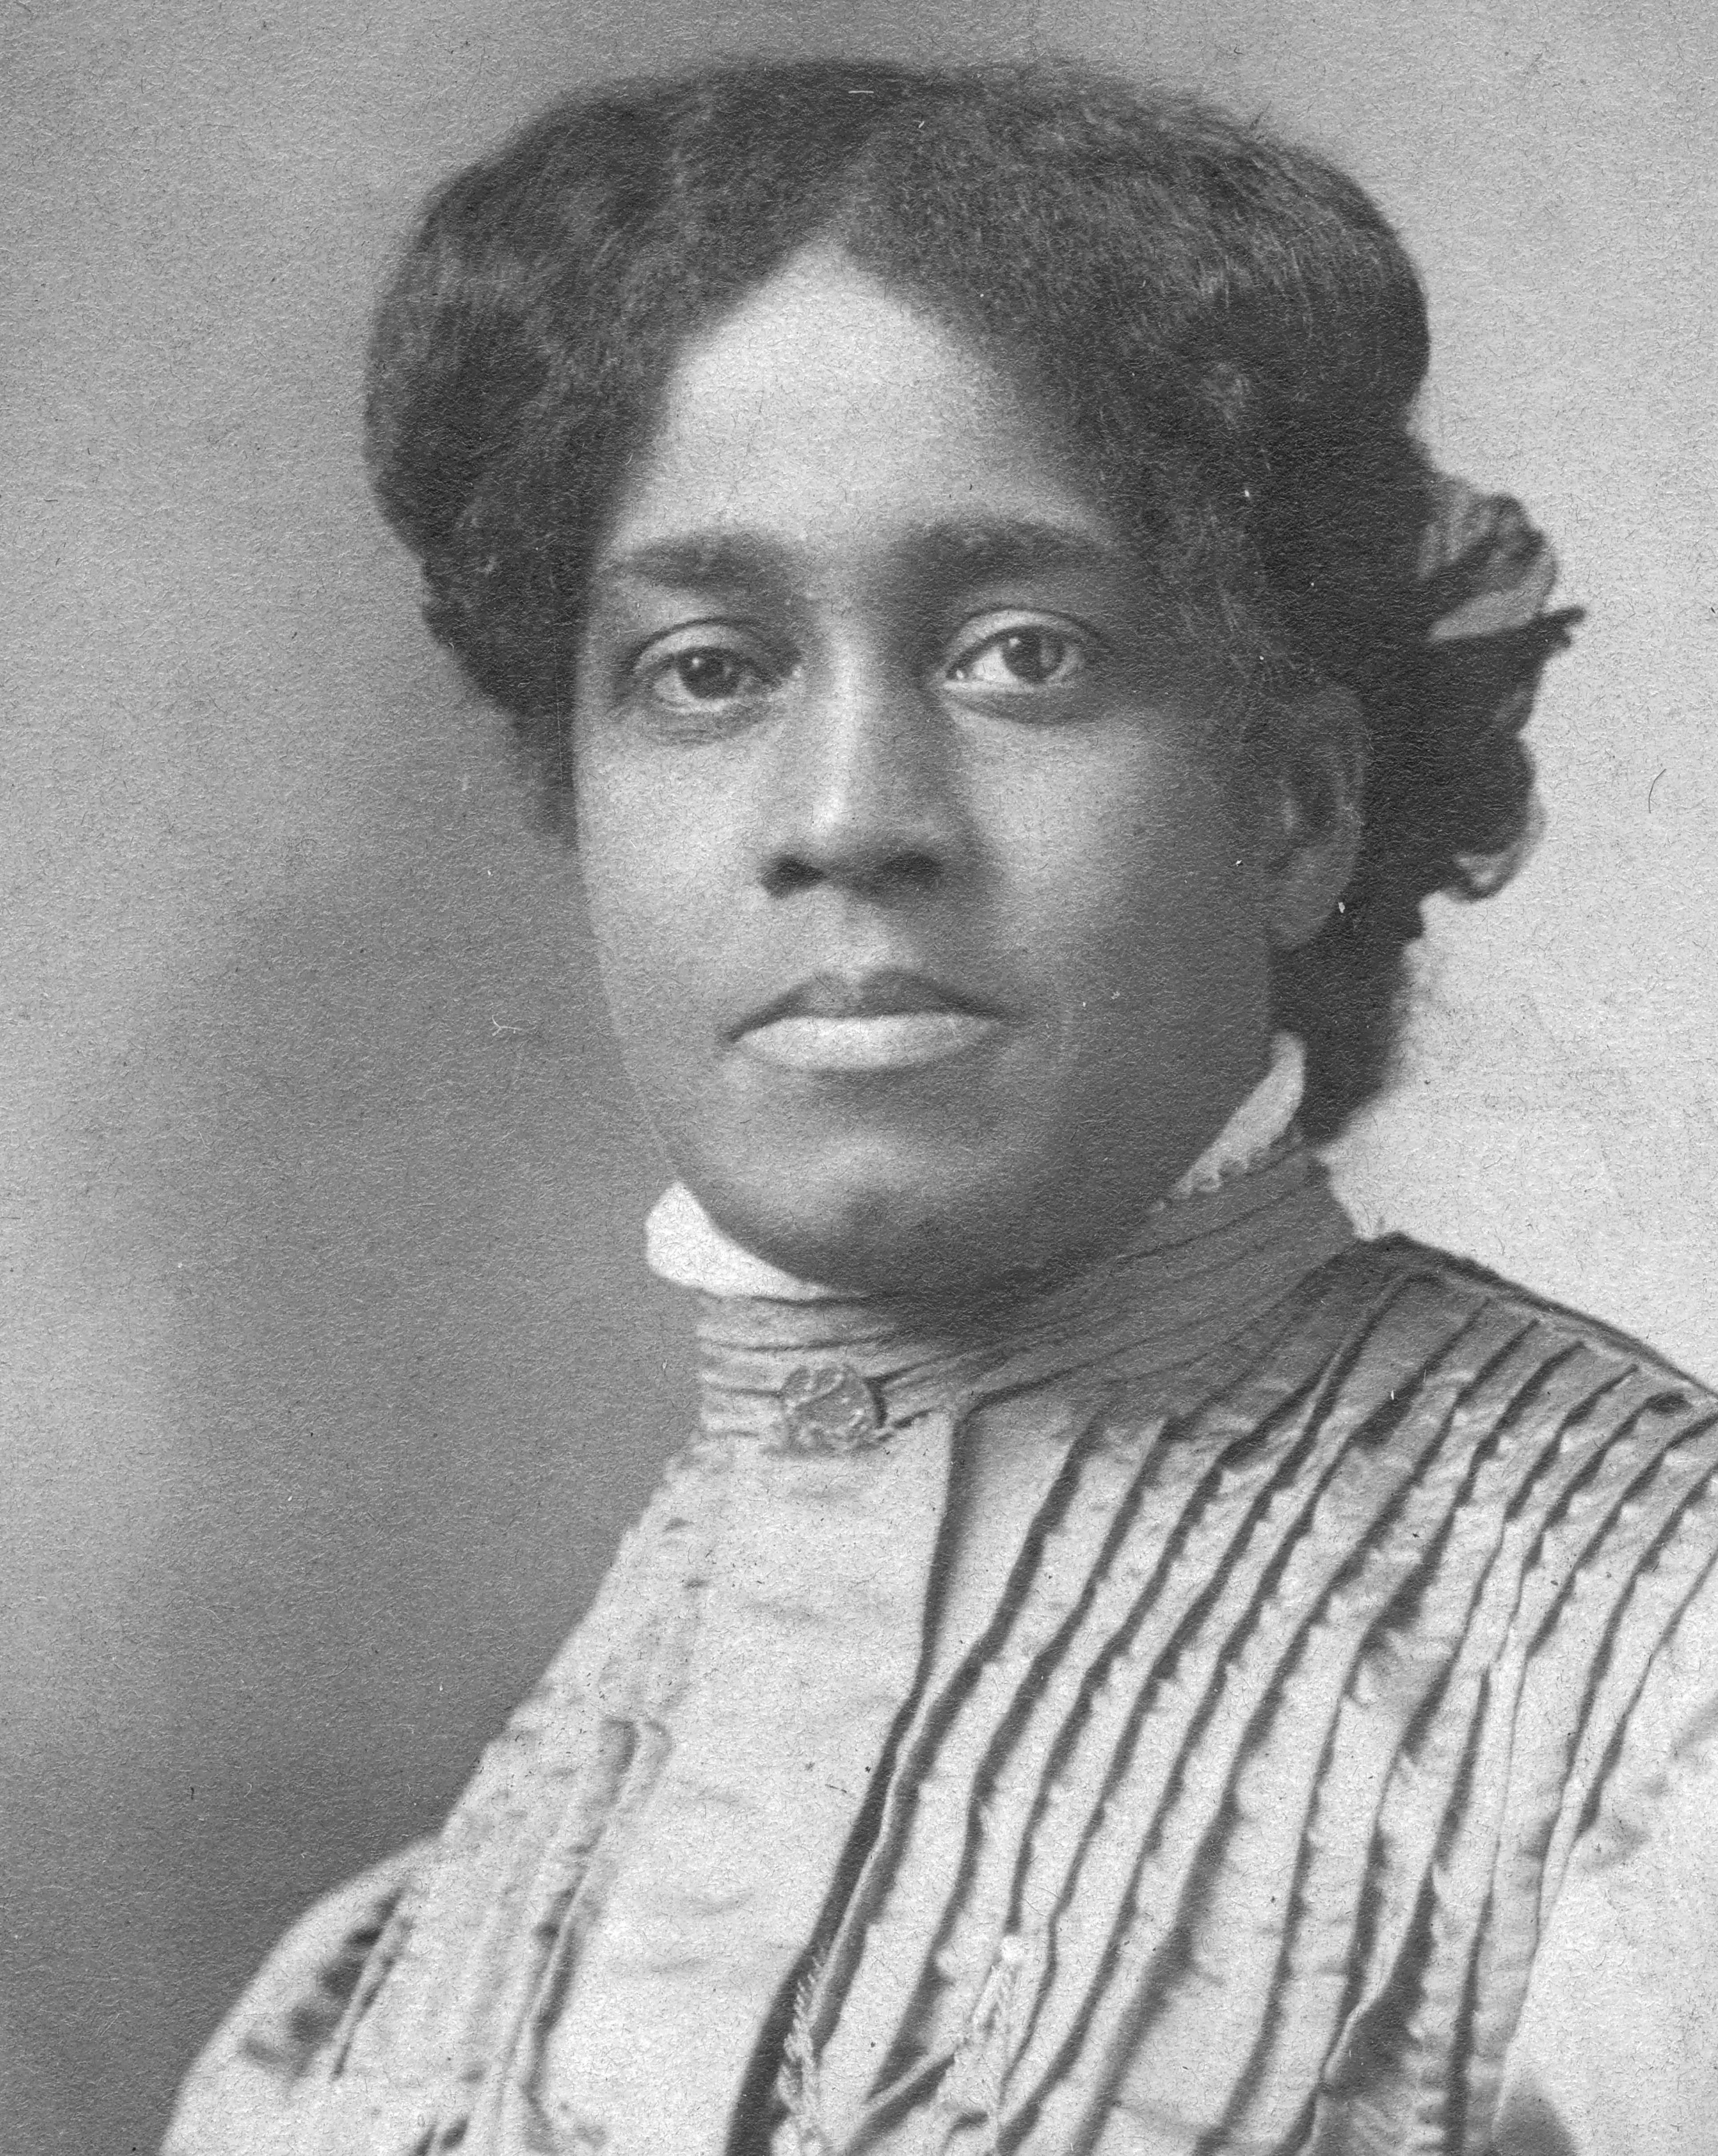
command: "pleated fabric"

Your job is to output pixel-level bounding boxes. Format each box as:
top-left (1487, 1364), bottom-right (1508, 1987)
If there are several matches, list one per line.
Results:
top-left (164, 1191), bottom-right (1718, 2156)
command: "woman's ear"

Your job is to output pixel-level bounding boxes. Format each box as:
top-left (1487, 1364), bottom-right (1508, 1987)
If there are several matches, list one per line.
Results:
top-left (1247, 688), bottom-right (1366, 951)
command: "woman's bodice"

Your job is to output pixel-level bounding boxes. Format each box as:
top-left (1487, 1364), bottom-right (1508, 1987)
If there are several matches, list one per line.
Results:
top-left (163, 1158), bottom-right (1718, 2156)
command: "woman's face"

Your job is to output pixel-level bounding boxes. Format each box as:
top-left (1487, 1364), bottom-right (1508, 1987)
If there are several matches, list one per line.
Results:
top-left (574, 248), bottom-right (1294, 1299)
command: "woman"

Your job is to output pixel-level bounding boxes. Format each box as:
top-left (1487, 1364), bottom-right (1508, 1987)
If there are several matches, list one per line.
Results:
top-left (165, 57), bottom-right (1718, 2156)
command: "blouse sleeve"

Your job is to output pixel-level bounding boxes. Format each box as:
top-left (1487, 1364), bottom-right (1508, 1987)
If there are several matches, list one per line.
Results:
top-left (160, 1840), bottom-right (431, 2156)
top-left (1493, 1568), bottom-right (1718, 2156)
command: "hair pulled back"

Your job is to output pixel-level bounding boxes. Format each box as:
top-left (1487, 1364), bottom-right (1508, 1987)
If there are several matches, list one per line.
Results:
top-left (364, 58), bottom-right (1576, 1137)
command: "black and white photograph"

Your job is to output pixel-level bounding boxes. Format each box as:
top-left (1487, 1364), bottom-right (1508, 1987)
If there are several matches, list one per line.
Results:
top-left (4, 4), bottom-right (1715, 2152)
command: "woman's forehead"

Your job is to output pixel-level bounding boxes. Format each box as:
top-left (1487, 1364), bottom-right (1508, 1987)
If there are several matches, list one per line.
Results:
top-left (598, 245), bottom-right (1117, 575)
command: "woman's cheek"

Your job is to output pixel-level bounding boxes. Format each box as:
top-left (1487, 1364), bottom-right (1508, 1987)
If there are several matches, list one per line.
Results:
top-left (629, 881), bottom-right (742, 1121)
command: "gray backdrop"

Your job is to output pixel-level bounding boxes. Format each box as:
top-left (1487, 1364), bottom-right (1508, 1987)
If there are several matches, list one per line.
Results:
top-left (4, 2), bottom-right (1713, 2150)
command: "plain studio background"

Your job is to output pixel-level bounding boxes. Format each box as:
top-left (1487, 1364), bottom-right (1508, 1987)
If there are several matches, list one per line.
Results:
top-left (2, 0), bottom-right (1712, 2148)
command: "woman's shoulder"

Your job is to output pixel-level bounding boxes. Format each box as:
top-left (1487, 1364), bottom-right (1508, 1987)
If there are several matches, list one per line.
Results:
top-left (1363, 1230), bottom-right (1711, 1383)
top-left (161, 1839), bottom-right (431, 2154)
top-left (1323, 1228), bottom-right (1717, 1417)
top-left (1279, 1228), bottom-right (1718, 1667)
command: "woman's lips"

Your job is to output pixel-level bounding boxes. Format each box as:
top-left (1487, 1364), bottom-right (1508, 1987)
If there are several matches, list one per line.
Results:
top-left (740, 1009), bottom-right (1003, 1072)
top-left (732, 968), bottom-right (1008, 1073)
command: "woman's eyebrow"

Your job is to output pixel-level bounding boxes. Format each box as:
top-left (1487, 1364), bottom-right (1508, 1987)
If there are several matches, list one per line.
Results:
top-left (910, 517), bottom-right (1134, 585)
top-left (590, 519), bottom-right (1133, 600)
top-left (591, 532), bottom-right (793, 598)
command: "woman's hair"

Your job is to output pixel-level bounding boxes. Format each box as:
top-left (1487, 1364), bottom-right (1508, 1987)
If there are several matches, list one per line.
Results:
top-left (364, 57), bottom-right (1576, 1136)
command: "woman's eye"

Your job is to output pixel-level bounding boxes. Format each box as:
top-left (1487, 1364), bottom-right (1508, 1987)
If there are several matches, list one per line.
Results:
top-left (949, 623), bottom-right (1088, 692)
top-left (644, 643), bottom-right (770, 708)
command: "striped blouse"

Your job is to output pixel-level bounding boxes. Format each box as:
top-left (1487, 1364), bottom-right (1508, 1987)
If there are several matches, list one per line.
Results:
top-left (164, 1147), bottom-right (1718, 2156)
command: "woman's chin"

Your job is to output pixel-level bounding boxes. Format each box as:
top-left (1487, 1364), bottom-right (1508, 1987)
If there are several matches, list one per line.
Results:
top-left (687, 1151), bottom-right (1097, 1307)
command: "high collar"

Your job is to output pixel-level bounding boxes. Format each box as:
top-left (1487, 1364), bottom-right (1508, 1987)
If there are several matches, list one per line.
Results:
top-left (644, 1037), bottom-right (1356, 1448)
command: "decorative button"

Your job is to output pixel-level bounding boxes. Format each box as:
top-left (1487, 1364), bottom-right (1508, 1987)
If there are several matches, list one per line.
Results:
top-left (778, 1361), bottom-right (886, 1453)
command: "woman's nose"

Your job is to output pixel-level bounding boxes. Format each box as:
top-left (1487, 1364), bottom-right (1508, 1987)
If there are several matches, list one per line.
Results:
top-left (755, 663), bottom-right (969, 900)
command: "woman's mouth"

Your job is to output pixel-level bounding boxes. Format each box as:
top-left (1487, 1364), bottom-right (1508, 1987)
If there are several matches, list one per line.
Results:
top-left (734, 971), bottom-right (1007, 1074)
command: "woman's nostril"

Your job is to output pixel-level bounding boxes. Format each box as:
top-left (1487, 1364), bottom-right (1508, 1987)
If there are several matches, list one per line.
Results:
top-left (885, 850), bottom-right (943, 895)
top-left (763, 856), bottom-right (823, 898)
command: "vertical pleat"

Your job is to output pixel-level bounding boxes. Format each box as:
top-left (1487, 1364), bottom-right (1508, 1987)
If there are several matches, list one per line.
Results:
top-left (1536, 1438), bottom-right (1718, 1915)
top-left (1008, 1280), bottom-right (1458, 2150)
top-left (799, 1394), bottom-right (1137, 2136)
top-left (1354, 1379), bottom-right (1718, 2154)
top-left (1123, 1306), bottom-right (1544, 2151)
top-left (1302, 1342), bottom-right (1653, 2148)
top-left (1448, 1410), bottom-right (1718, 2148)
top-left (1218, 1315), bottom-right (1574, 2148)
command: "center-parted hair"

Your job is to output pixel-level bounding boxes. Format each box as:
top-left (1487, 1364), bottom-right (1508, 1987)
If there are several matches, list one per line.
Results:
top-left (364, 58), bottom-right (1575, 1136)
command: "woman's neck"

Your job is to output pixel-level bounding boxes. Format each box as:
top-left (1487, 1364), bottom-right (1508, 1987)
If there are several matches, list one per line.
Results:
top-left (646, 1037), bottom-right (1356, 1447)
top-left (647, 1033), bottom-right (1311, 1309)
